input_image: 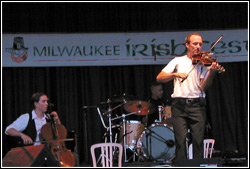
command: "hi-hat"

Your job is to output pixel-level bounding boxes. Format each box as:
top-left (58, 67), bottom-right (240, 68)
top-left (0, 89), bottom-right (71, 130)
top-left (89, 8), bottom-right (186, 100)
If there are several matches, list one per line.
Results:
top-left (124, 100), bottom-right (154, 115)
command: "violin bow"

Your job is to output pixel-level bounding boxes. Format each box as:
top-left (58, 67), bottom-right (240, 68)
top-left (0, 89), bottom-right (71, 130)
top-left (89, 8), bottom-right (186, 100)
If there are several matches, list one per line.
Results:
top-left (208, 35), bottom-right (223, 53)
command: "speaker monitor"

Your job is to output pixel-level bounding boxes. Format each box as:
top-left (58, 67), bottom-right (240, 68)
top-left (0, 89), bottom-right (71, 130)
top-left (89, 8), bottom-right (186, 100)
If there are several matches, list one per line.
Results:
top-left (2, 144), bottom-right (60, 167)
top-left (173, 158), bottom-right (224, 167)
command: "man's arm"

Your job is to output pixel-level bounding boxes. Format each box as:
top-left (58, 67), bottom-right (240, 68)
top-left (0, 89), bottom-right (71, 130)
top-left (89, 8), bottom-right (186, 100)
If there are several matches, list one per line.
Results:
top-left (157, 71), bottom-right (188, 83)
top-left (6, 128), bottom-right (33, 144)
top-left (200, 62), bottom-right (218, 91)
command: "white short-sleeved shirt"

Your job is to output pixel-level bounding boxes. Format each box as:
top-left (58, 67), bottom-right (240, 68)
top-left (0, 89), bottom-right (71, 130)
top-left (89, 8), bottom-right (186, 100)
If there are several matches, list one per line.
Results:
top-left (162, 55), bottom-right (210, 98)
top-left (5, 110), bottom-right (47, 145)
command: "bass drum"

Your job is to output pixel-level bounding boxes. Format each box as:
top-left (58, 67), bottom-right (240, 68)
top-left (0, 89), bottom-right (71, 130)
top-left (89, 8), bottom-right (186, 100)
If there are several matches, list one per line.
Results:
top-left (137, 124), bottom-right (175, 161)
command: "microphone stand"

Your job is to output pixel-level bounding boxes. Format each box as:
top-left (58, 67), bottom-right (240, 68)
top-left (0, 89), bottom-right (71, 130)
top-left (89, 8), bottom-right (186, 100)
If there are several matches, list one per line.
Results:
top-left (146, 128), bottom-right (170, 144)
top-left (108, 103), bottom-right (113, 143)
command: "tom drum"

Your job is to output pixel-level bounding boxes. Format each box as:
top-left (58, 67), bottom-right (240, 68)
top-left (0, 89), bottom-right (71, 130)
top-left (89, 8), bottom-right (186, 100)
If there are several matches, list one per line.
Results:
top-left (120, 120), bottom-right (145, 150)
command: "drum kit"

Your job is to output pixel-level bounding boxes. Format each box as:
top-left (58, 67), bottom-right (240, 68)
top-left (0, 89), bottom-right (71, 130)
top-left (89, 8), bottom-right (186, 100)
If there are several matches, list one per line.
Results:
top-left (92, 93), bottom-right (176, 163)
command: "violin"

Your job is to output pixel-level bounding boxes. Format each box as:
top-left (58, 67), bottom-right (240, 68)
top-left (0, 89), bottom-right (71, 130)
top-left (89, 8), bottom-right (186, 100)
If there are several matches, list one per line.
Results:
top-left (181, 35), bottom-right (226, 83)
top-left (192, 51), bottom-right (225, 73)
top-left (41, 114), bottom-right (75, 167)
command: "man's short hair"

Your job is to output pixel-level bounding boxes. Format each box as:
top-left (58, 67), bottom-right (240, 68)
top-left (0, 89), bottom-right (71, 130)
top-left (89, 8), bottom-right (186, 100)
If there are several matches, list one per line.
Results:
top-left (31, 92), bottom-right (47, 109)
top-left (150, 81), bottom-right (163, 91)
top-left (185, 32), bottom-right (203, 44)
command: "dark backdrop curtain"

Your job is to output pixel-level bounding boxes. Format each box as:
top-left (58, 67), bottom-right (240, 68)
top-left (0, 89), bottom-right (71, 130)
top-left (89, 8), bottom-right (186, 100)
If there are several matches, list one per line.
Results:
top-left (2, 2), bottom-right (248, 165)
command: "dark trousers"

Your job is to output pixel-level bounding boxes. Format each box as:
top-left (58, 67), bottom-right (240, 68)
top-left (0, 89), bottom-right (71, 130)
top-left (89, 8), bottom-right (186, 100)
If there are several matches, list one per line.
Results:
top-left (171, 98), bottom-right (206, 160)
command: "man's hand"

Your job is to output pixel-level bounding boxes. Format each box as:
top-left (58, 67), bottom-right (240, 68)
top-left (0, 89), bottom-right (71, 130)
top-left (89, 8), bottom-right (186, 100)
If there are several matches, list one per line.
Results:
top-left (20, 133), bottom-right (33, 144)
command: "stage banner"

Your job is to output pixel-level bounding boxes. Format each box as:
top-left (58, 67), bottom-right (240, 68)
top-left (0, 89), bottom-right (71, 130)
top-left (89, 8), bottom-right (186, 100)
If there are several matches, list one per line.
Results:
top-left (2, 29), bottom-right (248, 67)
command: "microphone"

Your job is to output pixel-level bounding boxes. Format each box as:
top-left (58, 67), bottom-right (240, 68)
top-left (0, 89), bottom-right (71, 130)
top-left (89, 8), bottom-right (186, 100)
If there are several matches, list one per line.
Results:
top-left (48, 103), bottom-right (54, 107)
top-left (145, 129), bottom-right (151, 136)
top-left (165, 139), bottom-right (175, 147)
top-left (46, 103), bottom-right (54, 114)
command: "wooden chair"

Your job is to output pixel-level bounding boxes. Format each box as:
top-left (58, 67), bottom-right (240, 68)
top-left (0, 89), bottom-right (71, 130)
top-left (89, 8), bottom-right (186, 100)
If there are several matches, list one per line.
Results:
top-left (90, 143), bottom-right (123, 167)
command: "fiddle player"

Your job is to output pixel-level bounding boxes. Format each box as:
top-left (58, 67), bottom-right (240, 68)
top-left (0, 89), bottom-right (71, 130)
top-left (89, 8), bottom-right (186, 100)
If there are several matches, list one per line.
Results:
top-left (157, 32), bottom-right (223, 160)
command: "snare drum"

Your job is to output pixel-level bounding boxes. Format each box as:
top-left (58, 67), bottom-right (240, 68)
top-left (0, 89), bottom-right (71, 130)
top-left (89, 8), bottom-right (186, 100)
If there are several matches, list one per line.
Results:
top-left (120, 120), bottom-right (145, 150)
top-left (137, 123), bottom-right (175, 161)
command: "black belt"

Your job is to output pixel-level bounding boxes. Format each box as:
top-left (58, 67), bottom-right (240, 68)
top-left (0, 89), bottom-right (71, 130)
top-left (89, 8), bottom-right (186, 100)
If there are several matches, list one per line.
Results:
top-left (174, 98), bottom-right (204, 104)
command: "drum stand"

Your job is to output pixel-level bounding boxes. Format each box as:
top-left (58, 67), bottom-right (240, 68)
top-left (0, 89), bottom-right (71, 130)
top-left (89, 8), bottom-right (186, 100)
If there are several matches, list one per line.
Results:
top-left (112, 111), bottom-right (140, 163)
top-left (97, 100), bottom-right (126, 142)
top-left (97, 100), bottom-right (145, 163)
top-left (122, 114), bottom-right (135, 163)
top-left (96, 101), bottom-right (125, 165)
top-left (96, 132), bottom-right (119, 164)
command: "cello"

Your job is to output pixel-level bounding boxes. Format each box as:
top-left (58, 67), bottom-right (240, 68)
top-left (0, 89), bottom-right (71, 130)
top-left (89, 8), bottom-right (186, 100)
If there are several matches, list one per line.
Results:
top-left (41, 111), bottom-right (75, 167)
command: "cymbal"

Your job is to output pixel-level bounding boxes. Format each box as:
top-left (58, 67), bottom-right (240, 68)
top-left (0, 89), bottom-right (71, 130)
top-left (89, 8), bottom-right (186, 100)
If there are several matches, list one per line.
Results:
top-left (111, 94), bottom-right (137, 102)
top-left (98, 100), bottom-right (120, 106)
top-left (124, 100), bottom-right (154, 115)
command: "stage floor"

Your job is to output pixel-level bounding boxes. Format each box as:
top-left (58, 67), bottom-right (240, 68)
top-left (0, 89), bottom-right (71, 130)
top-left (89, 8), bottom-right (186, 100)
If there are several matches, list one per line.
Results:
top-left (80, 157), bottom-right (248, 167)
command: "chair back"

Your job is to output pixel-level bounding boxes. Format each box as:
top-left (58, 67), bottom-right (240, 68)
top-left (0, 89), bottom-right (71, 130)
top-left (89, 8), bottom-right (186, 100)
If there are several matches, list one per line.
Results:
top-left (203, 139), bottom-right (215, 158)
top-left (188, 139), bottom-right (215, 159)
top-left (90, 143), bottom-right (123, 167)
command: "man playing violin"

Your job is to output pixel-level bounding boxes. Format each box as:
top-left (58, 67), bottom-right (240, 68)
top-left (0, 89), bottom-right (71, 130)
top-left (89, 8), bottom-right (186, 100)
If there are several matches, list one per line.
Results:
top-left (157, 32), bottom-right (223, 160)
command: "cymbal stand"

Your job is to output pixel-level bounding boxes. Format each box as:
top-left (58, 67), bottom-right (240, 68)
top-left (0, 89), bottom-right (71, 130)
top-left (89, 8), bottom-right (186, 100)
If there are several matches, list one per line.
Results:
top-left (97, 101), bottom-right (126, 143)
top-left (121, 113), bottom-right (137, 163)
top-left (122, 114), bottom-right (128, 162)
top-left (108, 104), bottom-right (113, 143)
top-left (111, 110), bottom-right (140, 121)
top-left (97, 131), bottom-right (119, 165)
top-left (97, 107), bottom-right (108, 128)
top-left (112, 109), bottom-right (141, 163)
top-left (96, 101), bottom-right (125, 166)
top-left (96, 105), bottom-right (113, 143)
